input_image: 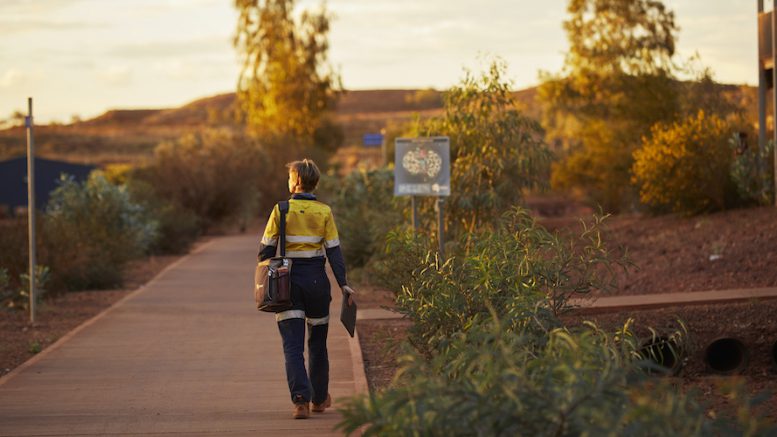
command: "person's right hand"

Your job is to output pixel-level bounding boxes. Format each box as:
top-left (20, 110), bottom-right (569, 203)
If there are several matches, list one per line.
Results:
top-left (342, 285), bottom-right (356, 306)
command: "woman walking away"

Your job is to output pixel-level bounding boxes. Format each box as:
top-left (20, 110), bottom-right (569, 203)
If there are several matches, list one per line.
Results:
top-left (258, 159), bottom-right (355, 419)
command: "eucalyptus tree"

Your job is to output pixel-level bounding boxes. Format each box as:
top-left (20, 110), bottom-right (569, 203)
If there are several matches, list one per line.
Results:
top-left (539, 0), bottom-right (680, 211)
top-left (233, 0), bottom-right (340, 141)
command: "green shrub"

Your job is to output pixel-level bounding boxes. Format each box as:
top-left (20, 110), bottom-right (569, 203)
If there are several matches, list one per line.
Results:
top-left (44, 174), bottom-right (157, 290)
top-left (5, 265), bottom-right (50, 311)
top-left (126, 179), bottom-right (201, 254)
top-left (319, 168), bottom-right (405, 273)
top-left (338, 205), bottom-right (772, 435)
top-left (376, 61), bottom-right (553, 236)
top-left (137, 129), bottom-right (265, 228)
top-left (632, 111), bottom-right (738, 214)
top-left (333, 118), bottom-right (771, 435)
top-left (324, 61), bottom-right (552, 289)
top-left (369, 227), bottom-right (434, 294)
top-left (312, 115), bottom-right (345, 153)
top-left (550, 117), bottom-right (640, 212)
top-left (730, 136), bottom-right (775, 206)
top-left (338, 316), bottom-right (772, 436)
top-left (0, 218), bottom-right (31, 290)
top-left (0, 267), bottom-right (9, 304)
top-left (321, 167), bottom-right (445, 291)
top-left (420, 60), bottom-right (552, 235)
top-left (394, 207), bottom-right (623, 356)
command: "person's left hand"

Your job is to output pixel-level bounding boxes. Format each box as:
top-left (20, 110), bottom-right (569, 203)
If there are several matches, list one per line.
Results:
top-left (342, 285), bottom-right (356, 306)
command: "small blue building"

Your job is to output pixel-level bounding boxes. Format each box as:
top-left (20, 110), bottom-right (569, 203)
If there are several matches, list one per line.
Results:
top-left (0, 156), bottom-right (95, 214)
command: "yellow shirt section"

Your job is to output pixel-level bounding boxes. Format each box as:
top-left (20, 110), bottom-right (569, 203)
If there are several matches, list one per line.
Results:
top-left (261, 199), bottom-right (340, 258)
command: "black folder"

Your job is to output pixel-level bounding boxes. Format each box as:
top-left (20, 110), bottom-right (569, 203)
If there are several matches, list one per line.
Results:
top-left (340, 294), bottom-right (357, 337)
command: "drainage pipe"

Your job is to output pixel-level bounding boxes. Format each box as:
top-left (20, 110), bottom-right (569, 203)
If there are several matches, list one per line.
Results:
top-left (703, 337), bottom-right (748, 374)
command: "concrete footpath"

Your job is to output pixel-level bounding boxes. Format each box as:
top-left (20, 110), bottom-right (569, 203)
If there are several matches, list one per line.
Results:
top-left (357, 287), bottom-right (777, 321)
top-left (0, 235), bottom-right (364, 436)
top-left (570, 286), bottom-right (777, 313)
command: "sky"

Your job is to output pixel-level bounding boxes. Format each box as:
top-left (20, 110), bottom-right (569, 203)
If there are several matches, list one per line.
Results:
top-left (0, 0), bottom-right (759, 123)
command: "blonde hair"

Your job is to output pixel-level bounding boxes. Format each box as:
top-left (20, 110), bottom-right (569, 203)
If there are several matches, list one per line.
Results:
top-left (286, 158), bottom-right (320, 192)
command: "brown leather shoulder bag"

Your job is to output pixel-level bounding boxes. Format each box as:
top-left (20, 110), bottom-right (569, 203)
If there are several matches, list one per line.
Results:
top-left (255, 200), bottom-right (293, 312)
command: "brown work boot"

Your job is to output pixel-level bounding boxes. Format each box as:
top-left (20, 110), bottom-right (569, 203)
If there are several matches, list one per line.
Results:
top-left (293, 402), bottom-right (310, 419)
top-left (312, 394), bottom-right (332, 413)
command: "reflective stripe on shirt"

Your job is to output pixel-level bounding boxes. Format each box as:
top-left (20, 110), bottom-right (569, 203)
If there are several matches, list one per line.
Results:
top-left (287, 235), bottom-right (324, 244)
top-left (260, 199), bottom-right (340, 257)
top-left (287, 249), bottom-right (325, 258)
top-left (324, 238), bottom-right (340, 248)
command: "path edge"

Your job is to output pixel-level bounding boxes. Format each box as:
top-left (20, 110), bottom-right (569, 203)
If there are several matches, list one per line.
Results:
top-left (0, 240), bottom-right (216, 388)
top-left (348, 330), bottom-right (369, 395)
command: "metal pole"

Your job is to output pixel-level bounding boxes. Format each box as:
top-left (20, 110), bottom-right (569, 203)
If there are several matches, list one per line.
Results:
top-left (773, 0), bottom-right (777, 205)
top-left (26, 97), bottom-right (36, 324)
top-left (758, 0), bottom-right (767, 153)
top-left (411, 196), bottom-right (418, 234)
top-left (380, 128), bottom-right (387, 167)
top-left (436, 197), bottom-right (445, 259)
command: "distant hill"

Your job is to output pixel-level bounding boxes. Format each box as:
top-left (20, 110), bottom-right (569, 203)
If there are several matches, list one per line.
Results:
top-left (78, 93), bottom-right (236, 128)
top-left (0, 89), bottom-right (454, 165)
top-left (74, 90), bottom-right (446, 127)
top-left (0, 84), bottom-right (756, 167)
top-left (80, 109), bottom-right (162, 126)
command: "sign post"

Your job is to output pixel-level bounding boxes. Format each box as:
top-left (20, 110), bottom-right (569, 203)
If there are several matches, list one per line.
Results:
top-left (758, 0), bottom-right (767, 154)
top-left (380, 128), bottom-right (387, 167)
top-left (394, 136), bottom-right (451, 258)
top-left (411, 196), bottom-right (419, 234)
top-left (757, 0), bottom-right (777, 205)
top-left (772, 0), bottom-right (777, 204)
top-left (436, 197), bottom-right (444, 258)
top-left (26, 97), bottom-right (36, 324)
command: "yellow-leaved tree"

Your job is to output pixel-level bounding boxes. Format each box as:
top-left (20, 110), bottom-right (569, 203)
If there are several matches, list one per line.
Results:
top-left (233, 0), bottom-right (341, 146)
top-left (539, 0), bottom-right (680, 211)
top-left (632, 111), bottom-right (737, 214)
top-left (233, 0), bottom-right (343, 203)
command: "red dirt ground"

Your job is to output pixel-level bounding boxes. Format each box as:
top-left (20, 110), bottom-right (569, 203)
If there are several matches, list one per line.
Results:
top-left (0, 255), bottom-right (179, 378)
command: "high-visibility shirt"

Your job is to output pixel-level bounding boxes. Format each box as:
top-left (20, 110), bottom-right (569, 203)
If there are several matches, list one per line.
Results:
top-left (261, 198), bottom-right (340, 258)
top-left (258, 193), bottom-right (347, 286)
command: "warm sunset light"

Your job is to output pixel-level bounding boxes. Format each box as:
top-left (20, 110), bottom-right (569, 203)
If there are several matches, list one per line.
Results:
top-left (1, 0), bottom-right (758, 122)
top-left (2, 1), bottom-right (776, 435)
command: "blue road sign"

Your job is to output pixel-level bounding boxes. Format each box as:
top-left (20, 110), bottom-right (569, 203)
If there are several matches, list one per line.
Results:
top-left (362, 133), bottom-right (384, 147)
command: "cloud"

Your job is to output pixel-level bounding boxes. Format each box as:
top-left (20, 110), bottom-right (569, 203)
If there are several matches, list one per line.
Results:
top-left (154, 59), bottom-right (193, 80)
top-left (0, 0), bottom-right (85, 13)
top-left (0, 18), bottom-right (102, 35)
top-left (97, 65), bottom-right (132, 86)
top-left (108, 36), bottom-right (231, 59)
top-left (0, 0), bottom-right (101, 34)
top-left (0, 69), bottom-right (25, 87)
top-left (128, 0), bottom-right (227, 15)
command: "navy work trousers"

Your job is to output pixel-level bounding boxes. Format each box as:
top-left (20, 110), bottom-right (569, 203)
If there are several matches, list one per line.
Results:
top-left (276, 260), bottom-right (331, 405)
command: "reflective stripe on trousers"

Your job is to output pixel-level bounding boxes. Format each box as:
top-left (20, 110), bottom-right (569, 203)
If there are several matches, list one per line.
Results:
top-left (276, 309), bottom-right (329, 326)
top-left (276, 309), bottom-right (305, 322)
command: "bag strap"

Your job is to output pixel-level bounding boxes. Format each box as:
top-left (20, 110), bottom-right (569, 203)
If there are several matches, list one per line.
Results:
top-left (278, 200), bottom-right (289, 257)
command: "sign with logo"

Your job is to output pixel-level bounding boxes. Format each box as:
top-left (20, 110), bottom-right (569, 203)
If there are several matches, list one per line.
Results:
top-left (394, 136), bottom-right (450, 196)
